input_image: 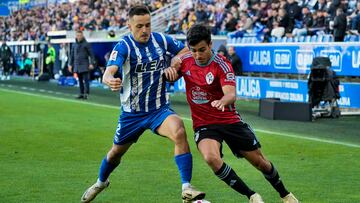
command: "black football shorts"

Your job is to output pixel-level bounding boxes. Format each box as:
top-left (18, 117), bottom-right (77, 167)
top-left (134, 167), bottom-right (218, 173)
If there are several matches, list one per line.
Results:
top-left (194, 121), bottom-right (261, 158)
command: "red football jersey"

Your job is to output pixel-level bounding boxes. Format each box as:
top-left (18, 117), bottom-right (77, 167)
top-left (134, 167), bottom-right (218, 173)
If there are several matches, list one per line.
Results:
top-left (179, 53), bottom-right (241, 129)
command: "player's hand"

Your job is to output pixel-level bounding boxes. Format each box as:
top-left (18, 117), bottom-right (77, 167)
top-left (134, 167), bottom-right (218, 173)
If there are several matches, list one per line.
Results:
top-left (170, 57), bottom-right (182, 71)
top-left (68, 65), bottom-right (72, 73)
top-left (164, 67), bottom-right (179, 82)
top-left (211, 100), bottom-right (225, 112)
top-left (106, 78), bottom-right (122, 91)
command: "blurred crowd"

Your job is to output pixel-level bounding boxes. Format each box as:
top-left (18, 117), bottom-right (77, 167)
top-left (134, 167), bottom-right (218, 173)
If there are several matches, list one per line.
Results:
top-left (168, 0), bottom-right (359, 41)
top-left (0, 0), bottom-right (174, 41)
top-left (1, 0), bottom-right (360, 42)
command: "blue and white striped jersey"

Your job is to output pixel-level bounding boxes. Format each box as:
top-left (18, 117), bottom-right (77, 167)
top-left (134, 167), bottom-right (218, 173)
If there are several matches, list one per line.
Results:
top-left (107, 32), bottom-right (184, 113)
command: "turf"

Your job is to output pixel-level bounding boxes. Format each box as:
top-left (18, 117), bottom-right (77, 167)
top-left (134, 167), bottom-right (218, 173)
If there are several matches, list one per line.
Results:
top-left (0, 84), bottom-right (359, 203)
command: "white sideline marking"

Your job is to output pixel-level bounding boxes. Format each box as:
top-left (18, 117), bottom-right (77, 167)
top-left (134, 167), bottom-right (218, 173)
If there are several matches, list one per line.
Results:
top-left (180, 118), bottom-right (360, 148)
top-left (0, 87), bottom-right (119, 110)
top-left (1, 87), bottom-right (359, 148)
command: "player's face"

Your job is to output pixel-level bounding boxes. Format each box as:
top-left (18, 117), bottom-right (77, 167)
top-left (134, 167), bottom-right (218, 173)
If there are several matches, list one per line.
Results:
top-left (189, 40), bottom-right (212, 65)
top-left (128, 14), bottom-right (151, 43)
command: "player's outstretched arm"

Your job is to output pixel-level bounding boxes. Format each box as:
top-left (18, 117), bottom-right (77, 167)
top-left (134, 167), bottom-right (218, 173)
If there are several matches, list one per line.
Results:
top-left (211, 85), bottom-right (236, 111)
top-left (164, 67), bottom-right (181, 82)
top-left (170, 47), bottom-right (189, 71)
top-left (103, 65), bottom-right (122, 91)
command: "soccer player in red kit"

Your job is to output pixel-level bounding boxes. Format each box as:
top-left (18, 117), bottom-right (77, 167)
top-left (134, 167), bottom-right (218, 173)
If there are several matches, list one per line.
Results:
top-left (164, 24), bottom-right (299, 203)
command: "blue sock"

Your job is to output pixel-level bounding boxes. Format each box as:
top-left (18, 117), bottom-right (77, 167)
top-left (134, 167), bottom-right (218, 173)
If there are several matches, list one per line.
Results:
top-left (174, 153), bottom-right (193, 184)
top-left (98, 157), bottom-right (119, 182)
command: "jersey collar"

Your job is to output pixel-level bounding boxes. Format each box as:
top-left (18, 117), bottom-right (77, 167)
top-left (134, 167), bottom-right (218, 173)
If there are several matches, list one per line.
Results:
top-left (195, 51), bottom-right (215, 67)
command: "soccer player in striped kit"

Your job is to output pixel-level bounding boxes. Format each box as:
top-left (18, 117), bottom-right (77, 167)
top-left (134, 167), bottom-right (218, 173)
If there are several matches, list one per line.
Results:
top-left (164, 24), bottom-right (299, 203)
top-left (81, 5), bottom-right (205, 203)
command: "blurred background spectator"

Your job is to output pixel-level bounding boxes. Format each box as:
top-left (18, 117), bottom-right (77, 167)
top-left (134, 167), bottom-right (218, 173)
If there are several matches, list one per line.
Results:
top-left (0, 40), bottom-right (14, 80)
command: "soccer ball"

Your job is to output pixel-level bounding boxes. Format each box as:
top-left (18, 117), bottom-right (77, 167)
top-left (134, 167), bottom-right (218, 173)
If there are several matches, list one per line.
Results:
top-left (192, 200), bottom-right (211, 203)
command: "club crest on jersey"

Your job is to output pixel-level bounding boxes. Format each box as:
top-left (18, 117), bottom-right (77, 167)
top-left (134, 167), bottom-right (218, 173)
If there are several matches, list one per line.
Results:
top-left (110, 51), bottom-right (118, 61)
top-left (206, 72), bottom-right (214, 84)
top-left (185, 70), bottom-right (191, 76)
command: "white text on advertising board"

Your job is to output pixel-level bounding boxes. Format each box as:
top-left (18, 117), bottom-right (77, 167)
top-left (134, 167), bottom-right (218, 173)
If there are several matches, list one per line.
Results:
top-left (249, 50), bottom-right (271, 66)
top-left (237, 78), bottom-right (261, 97)
top-left (351, 51), bottom-right (360, 68)
top-left (320, 50), bottom-right (341, 72)
top-left (296, 50), bottom-right (314, 70)
top-left (274, 50), bottom-right (291, 69)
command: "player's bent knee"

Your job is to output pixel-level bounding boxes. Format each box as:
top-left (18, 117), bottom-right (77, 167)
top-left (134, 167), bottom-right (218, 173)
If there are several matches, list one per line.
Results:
top-left (172, 126), bottom-right (187, 142)
top-left (107, 145), bottom-right (128, 162)
top-left (203, 153), bottom-right (222, 168)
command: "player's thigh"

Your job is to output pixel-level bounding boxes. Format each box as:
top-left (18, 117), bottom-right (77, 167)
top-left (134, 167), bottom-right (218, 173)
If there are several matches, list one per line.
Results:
top-left (223, 122), bottom-right (261, 158)
top-left (198, 139), bottom-right (222, 166)
top-left (156, 114), bottom-right (186, 141)
top-left (114, 114), bottom-right (147, 145)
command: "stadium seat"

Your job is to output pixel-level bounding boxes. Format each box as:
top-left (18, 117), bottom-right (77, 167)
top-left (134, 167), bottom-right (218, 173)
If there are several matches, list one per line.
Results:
top-left (311, 35), bottom-right (317, 42)
top-left (316, 35), bottom-right (324, 42)
top-left (344, 35), bottom-right (351, 42)
top-left (293, 36), bottom-right (299, 42)
top-left (286, 37), bottom-right (294, 42)
top-left (269, 37), bottom-right (276, 42)
top-left (256, 34), bottom-right (264, 43)
top-left (322, 35), bottom-right (330, 42)
top-left (299, 36), bottom-right (305, 42)
top-left (250, 37), bottom-right (257, 43)
top-left (349, 35), bottom-right (359, 42)
top-left (305, 36), bottom-right (312, 42)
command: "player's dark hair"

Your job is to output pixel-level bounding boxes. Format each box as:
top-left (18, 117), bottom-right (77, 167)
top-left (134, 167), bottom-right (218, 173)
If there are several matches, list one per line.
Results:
top-left (128, 5), bottom-right (151, 18)
top-left (186, 24), bottom-right (211, 46)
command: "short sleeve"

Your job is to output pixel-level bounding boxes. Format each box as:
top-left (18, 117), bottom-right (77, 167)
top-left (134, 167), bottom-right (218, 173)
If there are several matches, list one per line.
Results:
top-left (106, 40), bottom-right (129, 67)
top-left (218, 60), bottom-right (236, 87)
top-left (164, 34), bottom-right (185, 55)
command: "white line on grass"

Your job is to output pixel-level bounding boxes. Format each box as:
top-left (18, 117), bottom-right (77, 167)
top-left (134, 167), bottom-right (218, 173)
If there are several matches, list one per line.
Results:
top-left (0, 87), bottom-right (119, 110)
top-left (1, 87), bottom-right (359, 148)
top-left (181, 117), bottom-right (360, 148)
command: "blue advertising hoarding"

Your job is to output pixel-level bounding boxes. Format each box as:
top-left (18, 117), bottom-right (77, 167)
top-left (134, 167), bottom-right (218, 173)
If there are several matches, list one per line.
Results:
top-left (174, 76), bottom-right (360, 108)
top-left (235, 43), bottom-right (360, 76)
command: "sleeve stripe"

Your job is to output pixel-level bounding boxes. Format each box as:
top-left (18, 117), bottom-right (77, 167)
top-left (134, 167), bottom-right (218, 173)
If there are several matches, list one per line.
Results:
top-left (181, 53), bottom-right (192, 60)
top-left (214, 55), bottom-right (230, 73)
top-left (159, 33), bottom-right (168, 50)
top-left (121, 38), bottom-right (131, 61)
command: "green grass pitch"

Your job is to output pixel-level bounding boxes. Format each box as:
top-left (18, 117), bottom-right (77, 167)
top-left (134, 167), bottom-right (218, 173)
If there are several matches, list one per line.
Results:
top-left (0, 88), bottom-right (359, 203)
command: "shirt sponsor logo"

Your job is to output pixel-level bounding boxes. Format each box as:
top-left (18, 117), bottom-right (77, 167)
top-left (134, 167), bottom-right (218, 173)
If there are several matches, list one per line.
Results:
top-left (225, 72), bottom-right (235, 82)
top-left (191, 86), bottom-right (209, 104)
top-left (110, 51), bottom-right (118, 61)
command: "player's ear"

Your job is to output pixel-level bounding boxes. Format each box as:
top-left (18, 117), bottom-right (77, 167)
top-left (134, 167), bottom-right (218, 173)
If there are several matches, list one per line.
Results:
top-left (209, 41), bottom-right (213, 49)
top-left (127, 20), bottom-right (132, 31)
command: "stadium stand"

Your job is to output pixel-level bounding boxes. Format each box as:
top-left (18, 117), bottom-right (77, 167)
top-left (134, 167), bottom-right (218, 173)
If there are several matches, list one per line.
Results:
top-left (0, 0), bottom-right (359, 110)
